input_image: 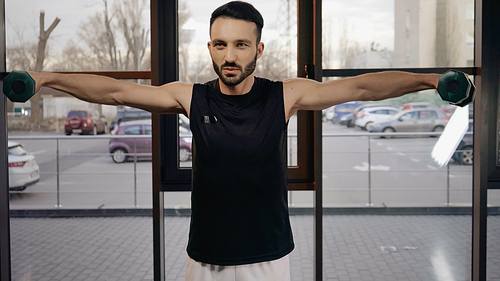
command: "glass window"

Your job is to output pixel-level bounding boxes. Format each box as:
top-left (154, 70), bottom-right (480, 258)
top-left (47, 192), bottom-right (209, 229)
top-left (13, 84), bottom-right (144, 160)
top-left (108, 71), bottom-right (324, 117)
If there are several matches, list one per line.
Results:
top-left (145, 125), bottom-right (152, 135)
top-left (322, 0), bottom-right (474, 68)
top-left (67, 111), bottom-right (88, 118)
top-left (124, 125), bottom-right (142, 135)
top-left (419, 110), bottom-right (437, 119)
top-left (6, 0), bottom-right (151, 72)
top-left (401, 111), bottom-right (418, 120)
top-left (8, 145), bottom-right (28, 156)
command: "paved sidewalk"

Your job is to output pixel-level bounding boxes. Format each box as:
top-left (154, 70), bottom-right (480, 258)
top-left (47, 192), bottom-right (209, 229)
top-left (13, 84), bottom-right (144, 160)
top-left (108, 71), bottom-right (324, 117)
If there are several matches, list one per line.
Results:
top-left (9, 215), bottom-right (500, 281)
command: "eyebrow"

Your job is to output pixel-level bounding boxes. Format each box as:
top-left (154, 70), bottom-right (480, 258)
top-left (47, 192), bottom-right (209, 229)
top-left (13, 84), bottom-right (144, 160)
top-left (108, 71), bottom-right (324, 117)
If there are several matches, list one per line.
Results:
top-left (212, 39), bottom-right (253, 45)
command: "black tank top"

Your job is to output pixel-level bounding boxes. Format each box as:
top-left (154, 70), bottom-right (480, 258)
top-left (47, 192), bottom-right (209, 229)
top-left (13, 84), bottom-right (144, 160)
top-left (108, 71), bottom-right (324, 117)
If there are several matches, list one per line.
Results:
top-left (187, 77), bottom-right (294, 265)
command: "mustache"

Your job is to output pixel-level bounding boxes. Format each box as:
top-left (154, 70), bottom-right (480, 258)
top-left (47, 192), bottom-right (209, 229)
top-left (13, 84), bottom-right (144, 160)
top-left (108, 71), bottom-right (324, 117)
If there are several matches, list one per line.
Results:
top-left (220, 62), bottom-right (242, 70)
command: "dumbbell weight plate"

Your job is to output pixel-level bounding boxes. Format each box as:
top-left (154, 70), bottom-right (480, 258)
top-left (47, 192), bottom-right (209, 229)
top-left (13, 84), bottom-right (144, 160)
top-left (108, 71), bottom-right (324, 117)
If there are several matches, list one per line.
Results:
top-left (437, 70), bottom-right (472, 107)
top-left (455, 76), bottom-right (476, 107)
top-left (2, 71), bottom-right (36, 103)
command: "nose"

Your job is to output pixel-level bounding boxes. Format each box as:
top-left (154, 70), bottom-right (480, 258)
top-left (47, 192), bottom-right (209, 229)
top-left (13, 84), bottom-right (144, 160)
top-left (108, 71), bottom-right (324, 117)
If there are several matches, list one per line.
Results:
top-left (224, 45), bottom-right (236, 62)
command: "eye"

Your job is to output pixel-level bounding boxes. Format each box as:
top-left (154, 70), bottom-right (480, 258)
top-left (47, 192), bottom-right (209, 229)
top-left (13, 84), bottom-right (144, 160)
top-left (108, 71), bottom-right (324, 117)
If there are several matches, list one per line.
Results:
top-left (213, 42), bottom-right (226, 49)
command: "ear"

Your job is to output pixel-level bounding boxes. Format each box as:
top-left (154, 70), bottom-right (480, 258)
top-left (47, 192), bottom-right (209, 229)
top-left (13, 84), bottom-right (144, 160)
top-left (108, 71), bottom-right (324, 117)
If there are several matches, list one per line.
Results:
top-left (257, 42), bottom-right (264, 59)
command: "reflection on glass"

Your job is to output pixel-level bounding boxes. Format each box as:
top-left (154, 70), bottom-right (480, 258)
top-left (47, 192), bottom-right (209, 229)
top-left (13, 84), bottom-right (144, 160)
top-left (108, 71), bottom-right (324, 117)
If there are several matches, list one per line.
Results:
top-left (322, 0), bottom-right (474, 69)
top-left (178, 114), bottom-right (193, 168)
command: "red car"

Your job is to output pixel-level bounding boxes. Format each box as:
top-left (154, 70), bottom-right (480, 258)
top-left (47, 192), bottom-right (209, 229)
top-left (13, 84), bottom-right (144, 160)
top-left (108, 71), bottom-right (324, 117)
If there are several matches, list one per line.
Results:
top-left (109, 119), bottom-right (192, 163)
top-left (65, 110), bottom-right (108, 135)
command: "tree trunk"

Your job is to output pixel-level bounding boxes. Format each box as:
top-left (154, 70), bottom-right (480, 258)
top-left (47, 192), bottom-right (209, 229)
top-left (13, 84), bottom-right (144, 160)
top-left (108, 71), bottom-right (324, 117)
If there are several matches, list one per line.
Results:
top-left (30, 10), bottom-right (60, 126)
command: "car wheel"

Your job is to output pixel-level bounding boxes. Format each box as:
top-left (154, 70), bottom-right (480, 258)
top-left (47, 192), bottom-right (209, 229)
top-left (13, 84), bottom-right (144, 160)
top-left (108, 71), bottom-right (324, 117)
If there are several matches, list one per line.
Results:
top-left (382, 127), bottom-right (395, 138)
top-left (179, 147), bottom-right (190, 162)
top-left (65, 131), bottom-right (71, 136)
top-left (112, 148), bottom-right (128, 163)
top-left (365, 122), bottom-right (373, 131)
top-left (459, 146), bottom-right (473, 165)
top-left (431, 126), bottom-right (444, 137)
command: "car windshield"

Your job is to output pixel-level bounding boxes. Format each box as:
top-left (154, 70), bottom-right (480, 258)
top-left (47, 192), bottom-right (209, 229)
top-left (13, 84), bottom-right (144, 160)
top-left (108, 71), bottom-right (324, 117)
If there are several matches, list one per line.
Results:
top-left (8, 145), bottom-right (28, 156)
top-left (67, 111), bottom-right (87, 118)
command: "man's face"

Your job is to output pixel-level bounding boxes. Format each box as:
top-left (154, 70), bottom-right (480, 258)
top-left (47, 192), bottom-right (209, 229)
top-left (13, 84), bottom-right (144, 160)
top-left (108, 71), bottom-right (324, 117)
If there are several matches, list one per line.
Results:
top-left (208, 17), bottom-right (264, 87)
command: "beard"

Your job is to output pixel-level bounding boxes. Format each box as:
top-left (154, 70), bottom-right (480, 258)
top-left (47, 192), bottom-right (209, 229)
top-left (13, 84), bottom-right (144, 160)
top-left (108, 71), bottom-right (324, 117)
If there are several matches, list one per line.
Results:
top-left (212, 53), bottom-right (257, 87)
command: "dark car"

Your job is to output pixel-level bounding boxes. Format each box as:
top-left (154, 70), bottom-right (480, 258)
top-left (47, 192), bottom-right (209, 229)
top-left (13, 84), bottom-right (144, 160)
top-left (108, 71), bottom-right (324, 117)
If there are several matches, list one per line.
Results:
top-left (452, 121), bottom-right (473, 165)
top-left (109, 109), bottom-right (152, 132)
top-left (109, 120), bottom-right (192, 163)
top-left (331, 102), bottom-right (364, 124)
top-left (65, 110), bottom-right (108, 135)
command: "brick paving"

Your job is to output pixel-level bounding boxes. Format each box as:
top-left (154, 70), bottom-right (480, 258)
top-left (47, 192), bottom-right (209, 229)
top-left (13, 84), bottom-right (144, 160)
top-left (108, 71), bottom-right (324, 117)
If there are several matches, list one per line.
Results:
top-left (9, 215), bottom-right (500, 281)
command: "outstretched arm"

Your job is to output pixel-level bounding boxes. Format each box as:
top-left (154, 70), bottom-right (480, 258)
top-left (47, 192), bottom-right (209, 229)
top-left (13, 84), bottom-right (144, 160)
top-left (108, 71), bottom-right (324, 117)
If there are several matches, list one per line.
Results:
top-left (283, 71), bottom-right (440, 120)
top-left (30, 72), bottom-right (193, 116)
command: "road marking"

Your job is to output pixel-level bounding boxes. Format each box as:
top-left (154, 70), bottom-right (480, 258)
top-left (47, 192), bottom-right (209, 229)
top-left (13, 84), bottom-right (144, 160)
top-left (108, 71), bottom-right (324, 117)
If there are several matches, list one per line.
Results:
top-left (411, 158), bottom-right (420, 162)
top-left (427, 165), bottom-right (437, 170)
top-left (376, 142), bottom-right (383, 146)
top-left (386, 147), bottom-right (393, 151)
top-left (398, 152), bottom-right (406, 157)
top-left (31, 150), bottom-right (47, 155)
top-left (353, 162), bottom-right (391, 171)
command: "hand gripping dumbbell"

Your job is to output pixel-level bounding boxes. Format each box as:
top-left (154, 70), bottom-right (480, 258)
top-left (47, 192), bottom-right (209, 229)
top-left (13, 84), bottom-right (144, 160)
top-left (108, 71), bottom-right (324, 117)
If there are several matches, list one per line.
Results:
top-left (437, 70), bottom-right (476, 107)
top-left (1, 71), bottom-right (36, 103)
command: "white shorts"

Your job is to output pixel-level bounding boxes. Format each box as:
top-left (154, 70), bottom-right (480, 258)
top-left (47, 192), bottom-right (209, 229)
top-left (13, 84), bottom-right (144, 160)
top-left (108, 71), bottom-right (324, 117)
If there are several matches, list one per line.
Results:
top-left (185, 254), bottom-right (291, 281)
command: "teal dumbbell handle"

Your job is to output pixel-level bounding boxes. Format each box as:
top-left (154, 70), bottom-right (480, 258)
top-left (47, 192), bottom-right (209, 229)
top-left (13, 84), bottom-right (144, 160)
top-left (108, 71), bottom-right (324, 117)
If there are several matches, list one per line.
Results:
top-left (2, 71), bottom-right (36, 103)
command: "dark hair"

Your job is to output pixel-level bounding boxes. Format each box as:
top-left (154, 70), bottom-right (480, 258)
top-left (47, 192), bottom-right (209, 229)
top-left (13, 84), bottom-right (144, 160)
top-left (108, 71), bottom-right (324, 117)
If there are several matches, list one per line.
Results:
top-left (210, 1), bottom-right (264, 43)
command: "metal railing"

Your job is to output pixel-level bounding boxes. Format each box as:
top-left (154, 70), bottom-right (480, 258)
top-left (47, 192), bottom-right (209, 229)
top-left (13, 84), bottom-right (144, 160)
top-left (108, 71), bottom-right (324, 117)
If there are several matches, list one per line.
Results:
top-left (7, 132), bottom-right (474, 209)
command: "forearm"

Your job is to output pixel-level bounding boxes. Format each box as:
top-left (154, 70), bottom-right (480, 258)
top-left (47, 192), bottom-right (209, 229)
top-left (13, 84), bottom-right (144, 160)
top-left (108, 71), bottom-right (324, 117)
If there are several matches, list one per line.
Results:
top-left (356, 71), bottom-right (440, 101)
top-left (30, 72), bottom-right (133, 105)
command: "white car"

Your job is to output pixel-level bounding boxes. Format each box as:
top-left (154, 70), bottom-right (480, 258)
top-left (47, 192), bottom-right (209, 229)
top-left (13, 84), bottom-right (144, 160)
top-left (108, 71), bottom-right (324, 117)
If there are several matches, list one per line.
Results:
top-left (8, 141), bottom-right (40, 190)
top-left (355, 106), bottom-right (400, 131)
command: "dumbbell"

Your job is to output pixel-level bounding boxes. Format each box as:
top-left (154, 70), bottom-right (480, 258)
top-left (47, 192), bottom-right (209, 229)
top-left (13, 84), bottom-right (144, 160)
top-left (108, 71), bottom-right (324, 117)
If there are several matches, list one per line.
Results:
top-left (1, 71), bottom-right (36, 103)
top-left (437, 70), bottom-right (476, 107)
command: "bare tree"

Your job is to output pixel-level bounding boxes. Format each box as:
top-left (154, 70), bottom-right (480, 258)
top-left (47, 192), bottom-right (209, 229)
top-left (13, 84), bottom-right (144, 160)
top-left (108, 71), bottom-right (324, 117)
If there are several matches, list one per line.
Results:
top-left (77, 0), bottom-right (121, 70)
top-left (30, 10), bottom-right (60, 125)
top-left (115, 0), bottom-right (149, 71)
top-left (178, 0), bottom-right (195, 81)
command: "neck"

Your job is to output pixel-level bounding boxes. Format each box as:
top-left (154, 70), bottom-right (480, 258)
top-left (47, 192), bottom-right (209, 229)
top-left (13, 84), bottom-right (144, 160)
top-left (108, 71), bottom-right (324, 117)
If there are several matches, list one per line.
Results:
top-left (219, 75), bottom-right (255, 95)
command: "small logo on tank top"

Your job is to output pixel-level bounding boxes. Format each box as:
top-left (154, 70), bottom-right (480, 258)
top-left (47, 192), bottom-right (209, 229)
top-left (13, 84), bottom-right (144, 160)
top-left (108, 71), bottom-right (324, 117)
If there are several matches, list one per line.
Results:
top-left (203, 116), bottom-right (217, 124)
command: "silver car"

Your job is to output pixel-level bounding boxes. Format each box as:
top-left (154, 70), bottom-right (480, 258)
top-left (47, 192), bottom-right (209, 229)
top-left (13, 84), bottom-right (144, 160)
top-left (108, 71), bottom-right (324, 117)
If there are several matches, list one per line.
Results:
top-left (369, 108), bottom-right (449, 133)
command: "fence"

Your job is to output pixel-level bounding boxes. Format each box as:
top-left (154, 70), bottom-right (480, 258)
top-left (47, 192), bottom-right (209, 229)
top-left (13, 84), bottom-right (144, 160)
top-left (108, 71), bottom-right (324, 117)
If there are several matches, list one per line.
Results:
top-left (7, 132), bottom-right (483, 210)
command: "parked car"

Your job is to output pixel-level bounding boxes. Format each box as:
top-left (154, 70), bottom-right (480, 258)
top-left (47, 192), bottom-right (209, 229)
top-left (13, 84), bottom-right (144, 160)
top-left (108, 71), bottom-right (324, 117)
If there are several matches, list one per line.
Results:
top-left (331, 102), bottom-right (364, 124)
top-left (354, 106), bottom-right (400, 131)
top-left (452, 121), bottom-right (473, 165)
top-left (369, 108), bottom-right (449, 134)
top-left (401, 102), bottom-right (439, 110)
top-left (322, 106), bottom-right (335, 122)
top-left (109, 109), bottom-right (151, 132)
top-left (109, 120), bottom-right (192, 163)
top-left (8, 141), bottom-right (39, 191)
top-left (65, 110), bottom-right (108, 135)
top-left (339, 113), bottom-right (354, 127)
top-left (351, 104), bottom-right (397, 128)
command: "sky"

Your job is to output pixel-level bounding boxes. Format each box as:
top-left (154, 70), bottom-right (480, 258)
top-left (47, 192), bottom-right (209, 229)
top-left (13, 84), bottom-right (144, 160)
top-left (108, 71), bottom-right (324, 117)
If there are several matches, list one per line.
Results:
top-left (5, 0), bottom-right (394, 67)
